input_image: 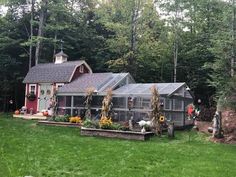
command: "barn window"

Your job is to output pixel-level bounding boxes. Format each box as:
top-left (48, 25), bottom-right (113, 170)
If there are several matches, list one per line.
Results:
top-left (29, 84), bottom-right (36, 94)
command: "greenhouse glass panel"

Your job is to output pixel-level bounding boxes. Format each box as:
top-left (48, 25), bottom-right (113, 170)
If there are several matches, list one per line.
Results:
top-left (57, 108), bottom-right (71, 115)
top-left (113, 97), bottom-right (126, 108)
top-left (133, 97), bottom-right (142, 109)
top-left (142, 98), bottom-right (150, 108)
top-left (173, 99), bottom-right (183, 111)
top-left (73, 96), bottom-right (85, 107)
top-left (165, 98), bottom-right (171, 110)
top-left (57, 96), bottom-right (71, 107)
top-left (91, 96), bottom-right (103, 107)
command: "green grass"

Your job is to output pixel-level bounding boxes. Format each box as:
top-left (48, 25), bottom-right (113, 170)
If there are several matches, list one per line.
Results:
top-left (0, 114), bottom-right (235, 177)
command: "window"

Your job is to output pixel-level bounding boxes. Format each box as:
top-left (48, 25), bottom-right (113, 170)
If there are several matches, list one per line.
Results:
top-left (164, 98), bottom-right (171, 110)
top-left (142, 98), bottom-right (150, 108)
top-left (29, 84), bottom-right (36, 94)
top-left (79, 65), bottom-right (84, 73)
top-left (173, 99), bottom-right (183, 111)
top-left (57, 96), bottom-right (71, 107)
top-left (74, 96), bottom-right (85, 107)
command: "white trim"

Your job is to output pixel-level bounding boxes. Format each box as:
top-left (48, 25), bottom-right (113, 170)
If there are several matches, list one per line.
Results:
top-left (29, 84), bottom-right (37, 94)
top-left (69, 61), bottom-right (93, 82)
top-left (37, 84), bottom-right (40, 112)
top-left (56, 83), bottom-right (64, 90)
top-left (24, 84), bottom-right (27, 106)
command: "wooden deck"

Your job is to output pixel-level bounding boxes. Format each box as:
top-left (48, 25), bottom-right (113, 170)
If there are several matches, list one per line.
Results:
top-left (13, 114), bottom-right (47, 120)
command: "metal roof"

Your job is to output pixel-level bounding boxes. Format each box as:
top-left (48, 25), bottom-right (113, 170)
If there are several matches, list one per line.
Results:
top-left (23, 60), bottom-right (89, 83)
top-left (112, 83), bottom-right (186, 96)
top-left (57, 73), bottom-right (129, 94)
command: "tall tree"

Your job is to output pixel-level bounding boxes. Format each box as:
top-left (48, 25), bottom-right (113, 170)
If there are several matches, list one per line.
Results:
top-left (35, 0), bottom-right (48, 65)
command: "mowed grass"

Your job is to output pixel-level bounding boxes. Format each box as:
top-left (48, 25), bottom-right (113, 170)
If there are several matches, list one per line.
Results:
top-left (0, 114), bottom-right (235, 177)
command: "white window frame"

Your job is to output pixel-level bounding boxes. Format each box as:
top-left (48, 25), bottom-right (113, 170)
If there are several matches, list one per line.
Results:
top-left (79, 65), bottom-right (84, 73)
top-left (29, 84), bottom-right (37, 94)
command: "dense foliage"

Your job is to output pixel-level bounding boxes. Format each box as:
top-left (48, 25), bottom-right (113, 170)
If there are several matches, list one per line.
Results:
top-left (0, 0), bottom-right (235, 111)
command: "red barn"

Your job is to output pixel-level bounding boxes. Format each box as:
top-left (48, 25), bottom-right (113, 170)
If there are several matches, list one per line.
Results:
top-left (22, 51), bottom-right (92, 114)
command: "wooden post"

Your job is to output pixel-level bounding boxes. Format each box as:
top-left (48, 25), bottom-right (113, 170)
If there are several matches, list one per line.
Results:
top-left (168, 122), bottom-right (175, 138)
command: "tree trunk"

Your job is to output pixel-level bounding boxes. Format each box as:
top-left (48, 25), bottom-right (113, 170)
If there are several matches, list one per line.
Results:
top-left (35, 0), bottom-right (48, 65)
top-left (173, 0), bottom-right (179, 83)
top-left (29, 0), bottom-right (35, 69)
top-left (53, 32), bottom-right (57, 62)
top-left (129, 0), bottom-right (140, 76)
top-left (173, 40), bottom-right (178, 83)
top-left (231, 0), bottom-right (236, 77)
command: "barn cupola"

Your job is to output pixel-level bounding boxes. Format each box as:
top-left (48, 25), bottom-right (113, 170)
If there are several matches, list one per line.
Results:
top-left (54, 51), bottom-right (68, 64)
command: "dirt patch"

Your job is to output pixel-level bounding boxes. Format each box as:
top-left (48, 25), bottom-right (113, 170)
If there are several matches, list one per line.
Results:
top-left (221, 110), bottom-right (236, 144)
top-left (195, 109), bottom-right (236, 144)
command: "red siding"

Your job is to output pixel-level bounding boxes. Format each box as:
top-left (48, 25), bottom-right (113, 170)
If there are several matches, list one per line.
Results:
top-left (71, 64), bottom-right (89, 81)
top-left (25, 84), bottom-right (39, 114)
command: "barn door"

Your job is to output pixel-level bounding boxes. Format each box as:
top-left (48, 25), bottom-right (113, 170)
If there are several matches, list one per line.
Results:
top-left (38, 84), bottom-right (52, 112)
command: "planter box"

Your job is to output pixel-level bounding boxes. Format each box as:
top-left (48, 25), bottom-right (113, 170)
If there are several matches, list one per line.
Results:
top-left (81, 127), bottom-right (154, 141)
top-left (38, 121), bottom-right (81, 127)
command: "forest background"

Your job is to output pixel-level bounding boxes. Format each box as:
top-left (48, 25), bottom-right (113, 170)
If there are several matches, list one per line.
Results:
top-left (0, 0), bottom-right (235, 113)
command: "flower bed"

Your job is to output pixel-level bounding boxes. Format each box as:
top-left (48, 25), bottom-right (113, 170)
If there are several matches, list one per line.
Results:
top-left (80, 127), bottom-right (154, 141)
top-left (38, 121), bottom-right (81, 127)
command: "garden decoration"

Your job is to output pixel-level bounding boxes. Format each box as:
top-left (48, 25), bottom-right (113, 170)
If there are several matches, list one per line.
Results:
top-left (150, 85), bottom-right (162, 135)
top-left (137, 120), bottom-right (152, 132)
top-left (26, 92), bottom-right (36, 101)
top-left (128, 97), bottom-right (134, 130)
top-left (84, 87), bottom-right (95, 119)
top-left (212, 111), bottom-right (224, 138)
top-left (101, 89), bottom-right (113, 118)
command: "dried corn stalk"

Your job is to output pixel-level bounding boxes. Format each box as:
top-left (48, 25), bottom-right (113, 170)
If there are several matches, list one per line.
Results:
top-left (84, 87), bottom-right (95, 119)
top-left (101, 89), bottom-right (113, 118)
top-left (150, 85), bottom-right (161, 135)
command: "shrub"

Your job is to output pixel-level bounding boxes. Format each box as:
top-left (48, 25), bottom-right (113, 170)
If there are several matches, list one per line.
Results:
top-left (99, 116), bottom-right (112, 129)
top-left (120, 121), bottom-right (130, 131)
top-left (83, 118), bottom-right (99, 128)
top-left (110, 123), bottom-right (122, 130)
top-left (53, 114), bottom-right (70, 122)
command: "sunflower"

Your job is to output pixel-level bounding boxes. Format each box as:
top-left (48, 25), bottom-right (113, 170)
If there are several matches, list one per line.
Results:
top-left (159, 116), bottom-right (165, 123)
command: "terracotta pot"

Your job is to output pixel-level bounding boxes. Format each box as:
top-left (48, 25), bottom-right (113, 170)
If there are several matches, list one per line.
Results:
top-left (14, 110), bottom-right (20, 115)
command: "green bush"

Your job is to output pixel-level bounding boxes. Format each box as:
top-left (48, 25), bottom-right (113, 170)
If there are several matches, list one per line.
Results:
top-left (83, 119), bottom-right (99, 128)
top-left (110, 123), bottom-right (122, 130)
top-left (53, 114), bottom-right (70, 122)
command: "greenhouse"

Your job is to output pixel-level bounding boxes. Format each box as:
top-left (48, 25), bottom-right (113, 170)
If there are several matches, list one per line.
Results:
top-left (56, 73), bottom-right (194, 127)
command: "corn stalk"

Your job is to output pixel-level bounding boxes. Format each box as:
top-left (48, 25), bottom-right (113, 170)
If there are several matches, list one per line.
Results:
top-left (150, 85), bottom-right (161, 135)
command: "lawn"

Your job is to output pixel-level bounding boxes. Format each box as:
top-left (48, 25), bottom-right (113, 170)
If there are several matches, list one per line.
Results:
top-left (0, 114), bottom-right (235, 177)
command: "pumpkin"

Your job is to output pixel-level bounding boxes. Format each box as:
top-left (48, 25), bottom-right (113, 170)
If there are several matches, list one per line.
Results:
top-left (14, 110), bottom-right (20, 115)
top-left (43, 111), bottom-right (48, 116)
